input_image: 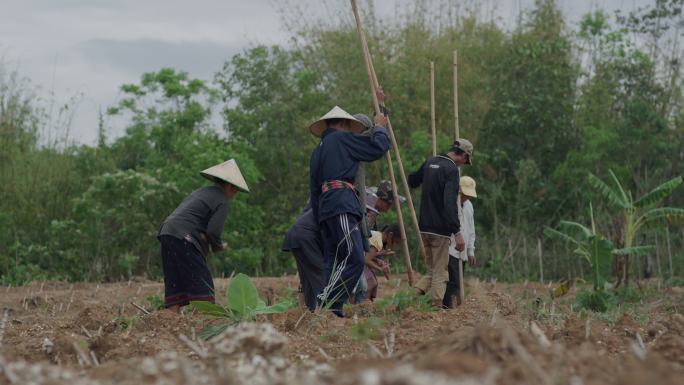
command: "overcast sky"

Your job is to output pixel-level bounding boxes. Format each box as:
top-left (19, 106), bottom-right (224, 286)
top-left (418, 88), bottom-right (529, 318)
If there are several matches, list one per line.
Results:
top-left (1, 0), bottom-right (646, 145)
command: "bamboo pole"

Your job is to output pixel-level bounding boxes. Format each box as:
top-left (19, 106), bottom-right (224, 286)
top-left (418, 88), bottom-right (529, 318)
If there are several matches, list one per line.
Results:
top-left (430, 61), bottom-right (437, 157)
top-left (453, 50), bottom-right (460, 141)
top-left (537, 238), bottom-right (544, 283)
top-left (350, 0), bottom-right (417, 285)
top-left (453, 50), bottom-right (465, 303)
top-left (364, 32), bottom-right (427, 274)
top-left (655, 232), bottom-right (663, 279)
top-left (666, 226), bottom-right (673, 280)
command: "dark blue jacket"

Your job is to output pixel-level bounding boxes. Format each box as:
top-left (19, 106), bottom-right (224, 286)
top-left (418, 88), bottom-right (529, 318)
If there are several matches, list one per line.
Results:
top-left (309, 126), bottom-right (390, 223)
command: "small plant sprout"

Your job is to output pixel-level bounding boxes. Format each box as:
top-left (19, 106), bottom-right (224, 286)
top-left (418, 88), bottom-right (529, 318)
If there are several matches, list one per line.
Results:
top-left (190, 273), bottom-right (294, 339)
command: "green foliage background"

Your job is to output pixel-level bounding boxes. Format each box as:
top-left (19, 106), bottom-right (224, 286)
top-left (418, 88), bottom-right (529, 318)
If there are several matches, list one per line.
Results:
top-left (1, 0), bottom-right (683, 284)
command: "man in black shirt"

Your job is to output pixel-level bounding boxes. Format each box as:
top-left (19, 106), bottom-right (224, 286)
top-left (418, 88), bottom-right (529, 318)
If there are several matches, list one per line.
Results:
top-left (408, 139), bottom-right (474, 307)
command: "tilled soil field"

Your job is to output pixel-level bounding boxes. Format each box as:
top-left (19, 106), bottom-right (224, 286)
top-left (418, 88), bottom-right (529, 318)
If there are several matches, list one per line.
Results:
top-left (0, 276), bottom-right (683, 385)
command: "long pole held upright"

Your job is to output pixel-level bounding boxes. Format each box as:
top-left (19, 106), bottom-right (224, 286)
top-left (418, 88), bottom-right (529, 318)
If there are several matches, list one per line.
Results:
top-left (351, 0), bottom-right (427, 285)
top-left (453, 49), bottom-right (465, 303)
top-left (357, 2), bottom-right (427, 269)
top-left (430, 61), bottom-right (437, 157)
top-left (453, 50), bottom-right (460, 141)
top-left (363, 25), bottom-right (427, 273)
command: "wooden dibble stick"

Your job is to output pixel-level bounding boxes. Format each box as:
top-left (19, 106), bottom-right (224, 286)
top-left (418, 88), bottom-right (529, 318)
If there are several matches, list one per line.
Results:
top-left (430, 61), bottom-right (437, 157)
top-left (350, 0), bottom-right (427, 286)
top-left (454, 50), bottom-right (466, 303)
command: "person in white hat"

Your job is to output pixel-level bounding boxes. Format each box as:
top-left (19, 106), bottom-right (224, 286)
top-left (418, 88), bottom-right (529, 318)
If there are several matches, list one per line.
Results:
top-left (157, 159), bottom-right (249, 313)
top-left (309, 105), bottom-right (389, 316)
top-left (443, 175), bottom-right (477, 308)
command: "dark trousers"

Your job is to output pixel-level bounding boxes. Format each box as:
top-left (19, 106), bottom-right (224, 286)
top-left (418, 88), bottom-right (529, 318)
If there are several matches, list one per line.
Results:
top-left (159, 235), bottom-right (215, 307)
top-left (318, 213), bottom-right (365, 314)
top-left (292, 243), bottom-right (325, 311)
top-left (443, 256), bottom-right (465, 308)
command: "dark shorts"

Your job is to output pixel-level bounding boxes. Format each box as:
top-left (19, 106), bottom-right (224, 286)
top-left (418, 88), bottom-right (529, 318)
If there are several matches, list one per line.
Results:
top-left (159, 235), bottom-right (215, 307)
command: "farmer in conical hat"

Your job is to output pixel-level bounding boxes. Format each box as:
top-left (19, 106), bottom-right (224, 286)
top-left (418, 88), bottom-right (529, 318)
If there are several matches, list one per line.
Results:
top-left (158, 159), bottom-right (249, 313)
top-left (309, 105), bottom-right (390, 316)
top-left (283, 110), bottom-right (382, 312)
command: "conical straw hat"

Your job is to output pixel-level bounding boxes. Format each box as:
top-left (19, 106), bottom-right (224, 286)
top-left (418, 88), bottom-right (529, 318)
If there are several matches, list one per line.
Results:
top-left (200, 159), bottom-right (250, 193)
top-left (309, 106), bottom-right (366, 137)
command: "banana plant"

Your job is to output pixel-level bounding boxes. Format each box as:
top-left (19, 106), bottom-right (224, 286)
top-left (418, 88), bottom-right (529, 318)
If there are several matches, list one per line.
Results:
top-left (588, 171), bottom-right (684, 286)
top-left (544, 203), bottom-right (615, 290)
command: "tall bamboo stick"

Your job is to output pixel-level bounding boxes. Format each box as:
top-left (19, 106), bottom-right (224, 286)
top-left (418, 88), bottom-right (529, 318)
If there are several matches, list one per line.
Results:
top-left (350, 0), bottom-right (417, 285)
top-left (666, 226), bottom-right (673, 280)
top-left (430, 61), bottom-right (436, 157)
top-left (537, 238), bottom-right (544, 283)
top-left (453, 49), bottom-right (465, 303)
top-left (453, 50), bottom-right (460, 141)
top-left (352, 0), bottom-right (427, 269)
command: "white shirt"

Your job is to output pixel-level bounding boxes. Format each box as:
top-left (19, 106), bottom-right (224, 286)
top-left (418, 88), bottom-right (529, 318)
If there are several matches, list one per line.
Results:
top-left (449, 200), bottom-right (475, 261)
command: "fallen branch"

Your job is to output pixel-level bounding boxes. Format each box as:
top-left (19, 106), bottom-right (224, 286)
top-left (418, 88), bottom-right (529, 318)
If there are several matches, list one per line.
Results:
top-left (501, 324), bottom-right (551, 385)
top-left (72, 341), bottom-right (92, 366)
top-left (179, 334), bottom-right (208, 359)
top-left (80, 326), bottom-right (93, 339)
top-left (131, 302), bottom-right (150, 315)
top-left (384, 328), bottom-right (396, 357)
top-left (90, 351), bottom-right (100, 366)
top-left (529, 321), bottom-right (551, 349)
top-left (318, 347), bottom-right (332, 360)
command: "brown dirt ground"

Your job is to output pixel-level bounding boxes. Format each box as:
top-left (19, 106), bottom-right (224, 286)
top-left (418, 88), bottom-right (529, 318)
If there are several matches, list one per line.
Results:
top-left (0, 276), bottom-right (683, 385)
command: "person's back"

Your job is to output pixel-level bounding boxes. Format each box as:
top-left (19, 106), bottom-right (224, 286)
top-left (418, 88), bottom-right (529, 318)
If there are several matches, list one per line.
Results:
top-left (408, 155), bottom-right (460, 236)
top-left (159, 185), bottom-right (228, 255)
top-left (310, 128), bottom-right (390, 223)
top-left (407, 141), bottom-right (473, 307)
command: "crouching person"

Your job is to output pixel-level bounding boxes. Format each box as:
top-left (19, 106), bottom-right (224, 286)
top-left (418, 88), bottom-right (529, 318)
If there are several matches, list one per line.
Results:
top-left (157, 159), bottom-right (249, 312)
top-left (354, 223), bottom-right (403, 303)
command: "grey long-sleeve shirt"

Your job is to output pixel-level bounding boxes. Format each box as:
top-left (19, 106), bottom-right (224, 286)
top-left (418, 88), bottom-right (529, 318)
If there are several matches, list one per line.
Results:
top-left (158, 185), bottom-right (229, 255)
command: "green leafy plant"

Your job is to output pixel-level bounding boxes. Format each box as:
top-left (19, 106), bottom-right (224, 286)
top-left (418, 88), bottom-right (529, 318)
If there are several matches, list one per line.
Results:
top-left (588, 171), bottom-right (684, 286)
top-left (376, 290), bottom-right (436, 314)
top-left (116, 315), bottom-right (140, 331)
top-left (146, 294), bottom-right (164, 311)
top-left (190, 273), bottom-right (294, 339)
top-left (574, 288), bottom-right (615, 313)
top-left (349, 317), bottom-right (384, 341)
top-left (544, 204), bottom-right (614, 291)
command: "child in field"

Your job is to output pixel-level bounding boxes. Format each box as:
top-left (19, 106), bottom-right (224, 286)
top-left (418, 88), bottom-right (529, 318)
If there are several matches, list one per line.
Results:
top-left (354, 223), bottom-right (403, 303)
top-left (443, 176), bottom-right (477, 308)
